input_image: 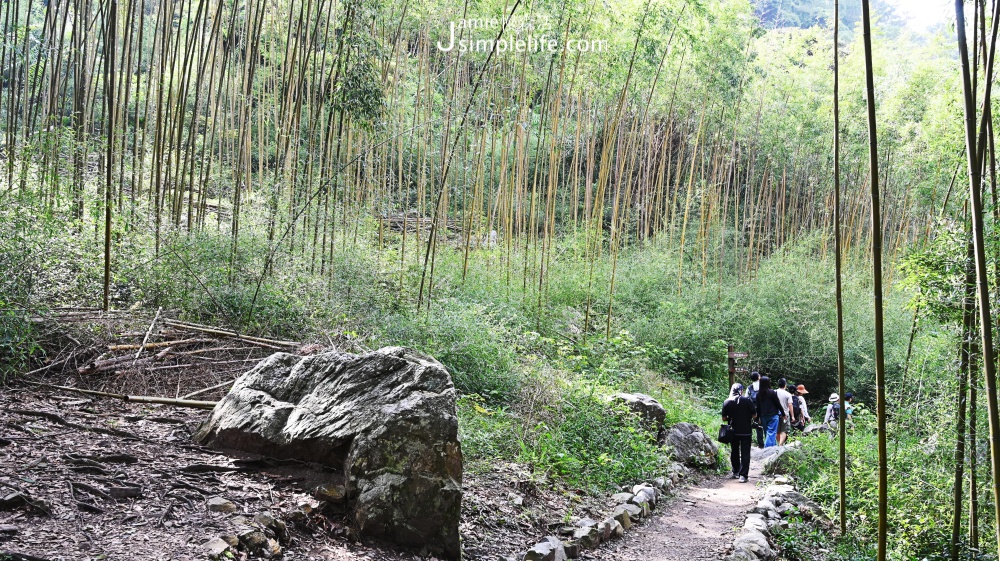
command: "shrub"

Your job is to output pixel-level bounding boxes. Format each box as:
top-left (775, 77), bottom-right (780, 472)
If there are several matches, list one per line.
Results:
top-left (378, 301), bottom-right (523, 404)
top-left (518, 383), bottom-right (671, 491)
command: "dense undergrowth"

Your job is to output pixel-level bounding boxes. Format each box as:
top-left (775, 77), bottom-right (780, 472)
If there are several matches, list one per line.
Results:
top-left (780, 395), bottom-right (995, 561)
top-left (2, 195), bottom-right (982, 558)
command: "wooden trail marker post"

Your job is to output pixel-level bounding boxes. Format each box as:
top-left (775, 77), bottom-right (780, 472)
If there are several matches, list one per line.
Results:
top-left (727, 344), bottom-right (749, 387)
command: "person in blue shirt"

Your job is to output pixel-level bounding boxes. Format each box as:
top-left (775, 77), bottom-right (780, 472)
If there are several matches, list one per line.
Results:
top-left (756, 376), bottom-right (785, 447)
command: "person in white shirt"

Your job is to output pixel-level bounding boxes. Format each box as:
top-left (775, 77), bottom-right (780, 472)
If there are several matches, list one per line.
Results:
top-left (775, 378), bottom-right (795, 445)
top-left (824, 393), bottom-right (841, 424)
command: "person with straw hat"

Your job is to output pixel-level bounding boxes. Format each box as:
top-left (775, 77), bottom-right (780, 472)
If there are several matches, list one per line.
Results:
top-left (791, 384), bottom-right (810, 431)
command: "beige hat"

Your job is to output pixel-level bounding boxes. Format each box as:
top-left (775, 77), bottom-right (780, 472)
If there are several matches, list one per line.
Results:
top-left (829, 393), bottom-right (840, 402)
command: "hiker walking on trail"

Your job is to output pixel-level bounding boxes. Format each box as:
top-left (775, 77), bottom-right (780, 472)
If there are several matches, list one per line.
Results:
top-left (745, 371), bottom-right (764, 448)
top-left (824, 393), bottom-right (841, 425)
top-left (775, 378), bottom-right (795, 445)
top-left (722, 383), bottom-right (755, 483)
top-left (756, 376), bottom-right (785, 447)
top-left (791, 385), bottom-right (810, 431)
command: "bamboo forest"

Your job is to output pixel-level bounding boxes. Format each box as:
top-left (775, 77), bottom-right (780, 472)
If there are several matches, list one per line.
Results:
top-left (1, 0), bottom-right (998, 559)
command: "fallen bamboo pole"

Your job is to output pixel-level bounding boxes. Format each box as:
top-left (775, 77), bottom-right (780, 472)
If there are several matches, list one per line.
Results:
top-left (133, 306), bottom-right (162, 364)
top-left (108, 338), bottom-right (211, 351)
top-left (22, 381), bottom-right (219, 410)
top-left (162, 319), bottom-right (300, 347)
top-left (180, 378), bottom-right (237, 400)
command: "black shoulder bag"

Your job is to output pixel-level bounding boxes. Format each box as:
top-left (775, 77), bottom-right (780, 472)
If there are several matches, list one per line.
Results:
top-left (718, 397), bottom-right (736, 443)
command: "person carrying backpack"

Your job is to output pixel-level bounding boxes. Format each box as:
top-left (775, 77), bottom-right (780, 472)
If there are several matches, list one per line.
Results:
top-left (824, 393), bottom-right (841, 425)
top-left (775, 378), bottom-right (795, 445)
top-left (745, 371), bottom-right (764, 448)
top-left (791, 384), bottom-right (810, 431)
top-left (722, 382), bottom-right (756, 483)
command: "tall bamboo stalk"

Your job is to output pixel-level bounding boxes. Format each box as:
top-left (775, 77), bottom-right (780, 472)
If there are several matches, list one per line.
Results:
top-left (955, 2), bottom-right (1000, 555)
top-left (834, 0), bottom-right (848, 536)
top-left (859, 2), bottom-right (888, 559)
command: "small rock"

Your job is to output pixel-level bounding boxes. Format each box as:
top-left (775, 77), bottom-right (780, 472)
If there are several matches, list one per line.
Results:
top-left (201, 537), bottom-right (230, 559)
top-left (628, 496), bottom-right (651, 515)
top-left (572, 526), bottom-right (601, 549)
top-left (220, 535), bottom-right (239, 547)
top-left (509, 492), bottom-right (525, 506)
top-left (206, 497), bottom-right (238, 514)
top-left (753, 499), bottom-right (777, 515)
top-left (652, 477), bottom-right (667, 489)
top-left (254, 512), bottom-right (288, 540)
top-left (611, 492), bottom-right (634, 504)
top-left (238, 528), bottom-right (269, 550)
top-left (724, 546), bottom-right (758, 561)
top-left (576, 517), bottom-right (598, 528)
top-left (563, 540), bottom-right (580, 559)
top-left (803, 423), bottom-right (831, 435)
top-left (734, 529), bottom-right (776, 560)
top-left (744, 514), bottom-right (768, 533)
top-left (612, 508), bottom-right (632, 530)
top-left (288, 502), bottom-right (315, 524)
top-left (314, 483), bottom-right (347, 503)
top-left (776, 503), bottom-right (797, 516)
top-left (0, 525), bottom-right (16, 535)
top-left (0, 493), bottom-right (26, 510)
top-left (557, 525), bottom-right (576, 536)
top-left (596, 519), bottom-right (613, 541)
top-left (614, 503), bottom-right (643, 521)
top-left (605, 519), bottom-right (624, 540)
top-left (263, 537), bottom-right (282, 558)
top-left (632, 484), bottom-right (657, 501)
top-left (766, 517), bottom-right (789, 530)
top-left (523, 535), bottom-right (567, 561)
top-left (637, 488), bottom-right (657, 508)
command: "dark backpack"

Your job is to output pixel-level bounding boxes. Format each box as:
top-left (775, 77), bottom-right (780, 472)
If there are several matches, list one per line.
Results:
top-left (791, 396), bottom-right (804, 427)
top-left (831, 402), bottom-right (840, 420)
top-left (747, 384), bottom-right (759, 402)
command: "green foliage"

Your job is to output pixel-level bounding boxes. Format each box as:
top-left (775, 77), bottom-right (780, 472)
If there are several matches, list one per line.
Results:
top-left (133, 233), bottom-right (307, 336)
top-left (899, 220), bottom-right (968, 325)
top-left (457, 394), bottom-right (522, 464)
top-left (379, 302), bottom-right (522, 404)
top-left (460, 382), bottom-right (668, 491)
top-left (772, 518), bottom-right (875, 561)
top-left (786, 397), bottom-right (996, 560)
top-left (0, 202), bottom-right (46, 378)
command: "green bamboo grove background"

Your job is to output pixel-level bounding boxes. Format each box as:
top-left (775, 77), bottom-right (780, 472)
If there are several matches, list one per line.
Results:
top-left (0, 0), bottom-right (955, 326)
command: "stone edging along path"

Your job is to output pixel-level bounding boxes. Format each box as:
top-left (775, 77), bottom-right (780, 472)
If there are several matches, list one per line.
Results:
top-left (724, 473), bottom-right (832, 561)
top-left (506, 462), bottom-right (689, 561)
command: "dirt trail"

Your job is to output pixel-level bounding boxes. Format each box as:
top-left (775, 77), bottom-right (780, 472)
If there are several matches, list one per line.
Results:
top-left (603, 454), bottom-right (765, 560)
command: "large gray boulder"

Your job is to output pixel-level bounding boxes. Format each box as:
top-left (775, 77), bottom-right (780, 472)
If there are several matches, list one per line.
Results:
top-left (194, 347), bottom-right (462, 559)
top-left (803, 423), bottom-right (832, 435)
top-left (755, 445), bottom-right (805, 476)
top-left (611, 393), bottom-right (666, 438)
top-left (664, 422), bottom-right (718, 467)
